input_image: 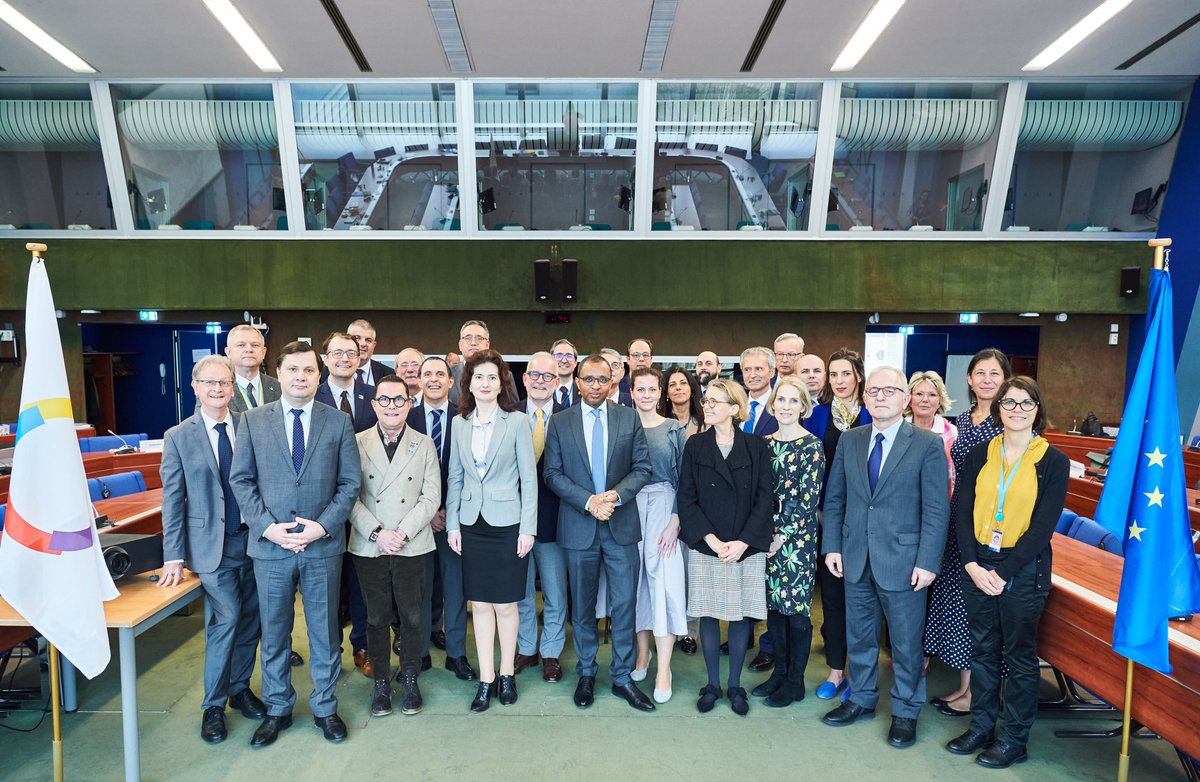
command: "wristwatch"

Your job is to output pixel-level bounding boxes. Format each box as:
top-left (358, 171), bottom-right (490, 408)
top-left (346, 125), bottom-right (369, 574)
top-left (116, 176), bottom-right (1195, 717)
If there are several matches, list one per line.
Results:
top-left (369, 525), bottom-right (383, 542)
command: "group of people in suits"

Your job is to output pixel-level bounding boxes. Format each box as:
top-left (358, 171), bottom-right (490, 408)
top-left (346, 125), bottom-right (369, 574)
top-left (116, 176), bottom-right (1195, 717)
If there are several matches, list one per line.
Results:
top-left (159, 322), bottom-right (1067, 767)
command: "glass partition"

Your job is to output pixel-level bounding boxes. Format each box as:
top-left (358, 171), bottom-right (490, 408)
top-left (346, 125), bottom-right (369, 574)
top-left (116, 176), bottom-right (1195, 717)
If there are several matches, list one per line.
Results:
top-left (827, 82), bottom-right (1007, 232)
top-left (474, 82), bottom-right (638, 231)
top-left (1003, 82), bottom-right (1190, 233)
top-left (0, 83), bottom-right (113, 230)
top-left (110, 83), bottom-right (282, 231)
top-left (291, 83), bottom-right (459, 231)
top-left (653, 82), bottom-right (821, 231)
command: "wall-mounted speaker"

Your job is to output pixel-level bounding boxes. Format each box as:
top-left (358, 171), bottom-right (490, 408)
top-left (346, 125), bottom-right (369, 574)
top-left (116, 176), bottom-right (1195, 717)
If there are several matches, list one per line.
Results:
top-left (562, 259), bottom-right (578, 303)
top-left (1120, 266), bottom-right (1140, 298)
top-left (534, 259), bottom-right (551, 302)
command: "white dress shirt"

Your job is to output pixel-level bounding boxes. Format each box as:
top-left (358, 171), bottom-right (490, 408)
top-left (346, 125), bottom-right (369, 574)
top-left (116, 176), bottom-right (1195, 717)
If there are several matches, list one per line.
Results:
top-left (235, 374), bottom-right (263, 408)
top-left (527, 398), bottom-right (555, 425)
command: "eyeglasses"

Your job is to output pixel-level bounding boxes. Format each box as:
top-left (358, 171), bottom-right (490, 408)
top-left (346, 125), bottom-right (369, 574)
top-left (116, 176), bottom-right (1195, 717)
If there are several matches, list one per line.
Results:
top-left (999, 398), bottom-right (1038, 412)
top-left (552, 352), bottom-right (576, 361)
top-left (196, 379), bottom-right (233, 389)
top-left (580, 375), bottom-right (612, 385)
top-left (397, 361), bottom-right (421, 369)
top-left (774, 352), bottom-right (801, 361)
top-left (628, 352), bottom-right (651, 360)
top-left (864, 386), bottom-right (905, 398)
top-left (325, 349), bottom-right (359, 359)
top-left (606, 361), bottom-right (622, 370)
top-left (374, 395), bottom-right (412, 408)
top-left (701, 397), bottom-right (731, 408)
top-left (460, 334), bottom-right (489, 344)
top-left (526, 371), bottom-right (556, 382)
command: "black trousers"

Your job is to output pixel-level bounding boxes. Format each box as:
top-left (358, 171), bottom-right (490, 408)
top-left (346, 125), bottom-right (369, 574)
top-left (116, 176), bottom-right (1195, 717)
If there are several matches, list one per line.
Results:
top-left (962, 546), bottom-right (1049, 748)
top-left (817, 523), bottom-right (847, 669)
top-left (353, 553), bottom-right (428, 681)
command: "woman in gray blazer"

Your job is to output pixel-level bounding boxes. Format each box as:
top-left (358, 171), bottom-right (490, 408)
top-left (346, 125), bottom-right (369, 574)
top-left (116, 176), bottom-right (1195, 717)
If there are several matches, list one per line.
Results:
top-left (446, 349), bottom-right (538, 713)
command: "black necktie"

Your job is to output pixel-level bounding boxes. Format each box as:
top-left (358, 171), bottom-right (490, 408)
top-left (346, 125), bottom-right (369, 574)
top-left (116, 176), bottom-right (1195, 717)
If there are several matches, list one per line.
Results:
top-left (357, 368), bottom-right (365, 385)
top-left (290, 409), bottom-right (305, 473)
top-left (558, 387), bottom-right (569, 406)
top-left (431, 409), bottom-right (444, 460)
top-left (340, 389), bottom-right (352, 416)
top-left (246, 383), bottom-right (257, 408)
top-left (214, 422), bottom-right (241, 534)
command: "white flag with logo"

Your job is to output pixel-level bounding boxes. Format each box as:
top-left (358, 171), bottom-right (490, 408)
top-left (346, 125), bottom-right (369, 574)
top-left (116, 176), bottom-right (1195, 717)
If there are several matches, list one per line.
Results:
top-left (0, 258), bottom-right (118, 679)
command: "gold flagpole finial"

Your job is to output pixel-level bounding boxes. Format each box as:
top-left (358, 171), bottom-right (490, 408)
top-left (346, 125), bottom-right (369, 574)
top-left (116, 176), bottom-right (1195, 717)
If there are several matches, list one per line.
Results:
top-left (25, 242), bottom-right (48, 258)
top-left (1148, 238), bottom-right (1171, 271)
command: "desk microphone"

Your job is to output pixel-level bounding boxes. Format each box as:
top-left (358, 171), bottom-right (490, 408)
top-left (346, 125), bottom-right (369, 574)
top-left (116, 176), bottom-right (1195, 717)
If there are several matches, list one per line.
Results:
top-left (108, 429), bottom-right (138, 455)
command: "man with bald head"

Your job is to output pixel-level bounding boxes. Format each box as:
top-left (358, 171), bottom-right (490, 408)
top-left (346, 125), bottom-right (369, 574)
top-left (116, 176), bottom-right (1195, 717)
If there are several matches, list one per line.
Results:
top-left (820, 366), bottom-right (950, 750)
top-left (395, 348), bottom-right (425, 400)
top-left (773, 333), bottom-right (805, 380)
top-left (796, 354), bottom-right (827, 404)
top-left (694, 351), bottom-right (721, 391)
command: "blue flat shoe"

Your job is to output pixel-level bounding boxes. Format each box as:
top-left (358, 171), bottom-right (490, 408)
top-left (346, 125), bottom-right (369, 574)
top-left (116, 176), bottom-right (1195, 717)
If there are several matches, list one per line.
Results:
top-left (816, 679), bottom-right (848, 700)
top-left (840, 684), bottom-right (853, 702)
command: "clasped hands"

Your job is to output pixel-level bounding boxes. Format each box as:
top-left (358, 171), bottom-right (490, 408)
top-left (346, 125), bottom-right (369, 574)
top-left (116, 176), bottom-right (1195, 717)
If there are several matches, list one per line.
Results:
top-left (704, 533), bottom-right (749, 563)
top-left (587, 490), bottom-right (620, 521)
top-left (375, 528), bottom-right (408, 555)
top-left (264, 517), bottom-right (327, 552)
top-left (964, 562), bottom-right (1008, 596)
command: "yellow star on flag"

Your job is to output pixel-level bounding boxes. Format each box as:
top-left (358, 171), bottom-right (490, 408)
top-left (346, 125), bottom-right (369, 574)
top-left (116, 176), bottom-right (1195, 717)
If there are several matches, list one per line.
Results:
top-left (1145, 447), bottom-right (1167, 468)
top-left (1128, 521), bottom-right (1146, 541)
top-left (1144, 486), bottom-right (1164, 507)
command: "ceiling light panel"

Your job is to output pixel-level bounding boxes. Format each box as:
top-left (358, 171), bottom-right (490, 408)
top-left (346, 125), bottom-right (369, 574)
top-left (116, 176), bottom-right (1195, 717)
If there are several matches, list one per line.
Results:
top-left (0, 0), bottom-right (95, 73)
top-left (641, 0), bottom-right (678, 73)
top-left (201, 0), bottom-right (282, 73)
top-left (429, 0), bottom-right (472, 73)
top-left (831, 0), bottom-right (906, 72)
top-left (1023, 0), bottom-right (1134, 72)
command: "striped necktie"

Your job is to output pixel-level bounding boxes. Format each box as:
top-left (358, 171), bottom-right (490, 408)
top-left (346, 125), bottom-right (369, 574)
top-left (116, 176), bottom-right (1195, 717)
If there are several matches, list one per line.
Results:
top-left (430, 409), bottom-right (444, 460)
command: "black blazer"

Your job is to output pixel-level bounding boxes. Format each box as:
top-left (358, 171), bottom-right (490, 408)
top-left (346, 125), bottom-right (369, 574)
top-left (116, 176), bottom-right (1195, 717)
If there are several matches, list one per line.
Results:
top-left (677, 427), bottom-right (775, 560)
top-left (315, 379), bottom-right (377, 434)
top-left (407, 400), bottom-right (457, 509)
top-left (531, 400), bottom-right (567, 541)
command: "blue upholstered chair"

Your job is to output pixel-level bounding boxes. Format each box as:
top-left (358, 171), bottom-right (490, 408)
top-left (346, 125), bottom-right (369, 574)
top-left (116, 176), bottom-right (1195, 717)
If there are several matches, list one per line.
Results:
top-left (86, 470), bottom-right (147, 502)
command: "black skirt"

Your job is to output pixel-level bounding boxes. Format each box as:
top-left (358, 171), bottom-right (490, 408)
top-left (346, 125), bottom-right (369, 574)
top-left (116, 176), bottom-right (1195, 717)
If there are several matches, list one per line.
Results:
top-left (461, 515), bottom-right (528, 603)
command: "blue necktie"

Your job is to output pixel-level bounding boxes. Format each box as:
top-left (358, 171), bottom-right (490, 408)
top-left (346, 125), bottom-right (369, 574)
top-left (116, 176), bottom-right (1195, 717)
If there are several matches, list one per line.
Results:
top-left (558, 387), bottom-right (569, 407)
top-left (743, 400), bottom-right (759, 433)
top-left (214, 422), bottom-right (241, 534)
top-left (430, 409), bottom-right (444, 460)
top-left (590, 408), bottom-right (606, 494)
top-left (868, 432), bottom-right (884, 493)
top-left (290, 408), bottom-right (305, 474)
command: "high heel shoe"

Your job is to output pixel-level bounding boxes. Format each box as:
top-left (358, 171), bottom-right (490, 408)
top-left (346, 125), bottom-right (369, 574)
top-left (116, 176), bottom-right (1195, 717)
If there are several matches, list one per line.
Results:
top-left (498, 675), bottom-right (518, 706)
top-left (469, 678), bottom-right (497, 713)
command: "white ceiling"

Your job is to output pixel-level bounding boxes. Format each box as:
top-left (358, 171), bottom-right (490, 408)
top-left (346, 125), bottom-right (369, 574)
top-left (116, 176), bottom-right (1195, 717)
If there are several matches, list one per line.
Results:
top-left (0, 0), bottom-right (1197, 80)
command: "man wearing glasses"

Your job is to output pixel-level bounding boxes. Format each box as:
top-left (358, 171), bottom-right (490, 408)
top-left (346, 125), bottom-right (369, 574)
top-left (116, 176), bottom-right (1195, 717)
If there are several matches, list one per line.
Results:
top-left (395, 347), bottom-right (425, 401)
top-left (346, 319), bottom-right (392, 389)
top-left (821, 366), bottom-right (950, 750)
top-left (448, 320), bottom-right (518, 405)
top-left (773, 333), bottom-right (806, 381)
top-left (599, 348), bottom-right (634, 407)
top-left (160, 355), bottom-right (266, 744)
top-left (551, 338), bottom-right (580, 407)
top-left (348, 375), bottom-right (440, 719)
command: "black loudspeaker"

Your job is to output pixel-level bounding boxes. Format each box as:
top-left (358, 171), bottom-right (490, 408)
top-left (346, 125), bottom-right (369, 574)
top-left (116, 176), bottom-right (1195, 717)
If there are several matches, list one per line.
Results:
top-left (1120, 266), bottom-right (1140, 298)
top-left (100, 533), bottom-right (164, 581)
top-left (561, 259), bottom-right (578, 303)
top-left (534, 259), bottom-right (551, 302)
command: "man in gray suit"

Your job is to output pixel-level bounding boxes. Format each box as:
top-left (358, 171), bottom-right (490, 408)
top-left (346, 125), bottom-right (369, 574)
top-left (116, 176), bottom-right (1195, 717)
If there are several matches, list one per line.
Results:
top-left (820, 365), bottom-right (950, 749)
top-left (230, 341), bottom-right (361, 748)
top-left (225, 324), bottom-right (280, 413)
top-left (160, 355), bottom-right (265, 744)
top-left (544, 353), bottom-right (654, 712)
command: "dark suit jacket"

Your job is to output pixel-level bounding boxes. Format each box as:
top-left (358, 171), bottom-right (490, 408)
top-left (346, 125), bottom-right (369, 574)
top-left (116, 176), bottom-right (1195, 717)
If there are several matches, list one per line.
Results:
top-left (529, 400), bottom-right (567, 541)
top-left (407, 400), bottom-right (458, 509)
top-left (822, 421), bottom-right (950, 591)
top-left (226, 373), bottom-right (280, 414)
top-left (748, 400), bottom-right (779, 437)
top-left (160, 411), bottom-right (242, 574)
top-left (544, 402), bottom-right (651, 549)
top-left (677, 427), bottom-right (774, 559)
top-left (319, 357), bottom-right (390, 386)
top-left (315, 379), bottom-right (377, 433)
top-left (553, 384), bottom-right (581, 408)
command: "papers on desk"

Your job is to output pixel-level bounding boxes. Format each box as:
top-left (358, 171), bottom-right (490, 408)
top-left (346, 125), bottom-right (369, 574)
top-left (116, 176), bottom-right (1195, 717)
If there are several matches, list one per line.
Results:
top-left (139, 439), bottom-right (164, 453)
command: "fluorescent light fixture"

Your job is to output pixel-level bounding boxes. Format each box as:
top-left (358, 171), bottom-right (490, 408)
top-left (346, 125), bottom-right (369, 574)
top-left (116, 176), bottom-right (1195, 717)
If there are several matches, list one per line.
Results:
top-left (641, 0), bottom-right (678, 73)
top-left (1023, 0), bottom-right (1133, 71)
top-left (0, 0), bottom-right (95, 73)
top-left (201, 0), bottom-right (282, 73)
top-left (830, 0), bottom-right (906, 72)
top-left (428, 0), bottom-right (472, 73)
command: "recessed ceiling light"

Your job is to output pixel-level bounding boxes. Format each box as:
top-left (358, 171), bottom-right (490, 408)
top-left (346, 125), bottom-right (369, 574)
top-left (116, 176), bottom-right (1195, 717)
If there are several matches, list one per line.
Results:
top-left (641, 0), bottom-right (678, 73)
top-left (428, 0), bottom-right (472, 73)
top-left (1023, 0), bottom-right (1134, 72)
top-left (1017, 312), bottom-right (1040, 318)
top-left (0, 0), bottom-right (95, 73)
top-left (201, 0), bottom-right (282, 73)
top-left (80, 309), bottom-right (102, 314)
top-left (830, 0), bottom-right (906, 72)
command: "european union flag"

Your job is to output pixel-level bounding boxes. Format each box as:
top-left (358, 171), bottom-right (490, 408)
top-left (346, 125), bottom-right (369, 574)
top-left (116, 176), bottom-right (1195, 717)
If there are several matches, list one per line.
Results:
top-left (1095, 267), bottom-right (1200, 674)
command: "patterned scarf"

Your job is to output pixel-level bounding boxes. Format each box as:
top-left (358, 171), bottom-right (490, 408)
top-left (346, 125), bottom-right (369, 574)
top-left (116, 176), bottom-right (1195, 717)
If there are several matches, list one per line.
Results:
top-left (831, 397), bottom-right (860, 432)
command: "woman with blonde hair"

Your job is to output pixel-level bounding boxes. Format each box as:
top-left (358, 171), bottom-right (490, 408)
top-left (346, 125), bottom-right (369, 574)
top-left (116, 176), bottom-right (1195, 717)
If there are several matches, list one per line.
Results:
top-left (906, 370), bottom-right (957, 490)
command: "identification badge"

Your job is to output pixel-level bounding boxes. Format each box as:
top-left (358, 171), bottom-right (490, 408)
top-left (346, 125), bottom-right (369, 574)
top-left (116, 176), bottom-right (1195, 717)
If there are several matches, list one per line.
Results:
top-left (988, 528), bottom-right (1004, 552)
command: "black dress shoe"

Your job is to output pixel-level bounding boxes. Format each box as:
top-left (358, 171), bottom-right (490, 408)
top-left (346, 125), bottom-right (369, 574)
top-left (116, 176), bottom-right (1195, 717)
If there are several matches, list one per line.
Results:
top-left (314, 713), bottom-right (348, 743)
top-left (728, 686), bottom-right (750, 716)
top-left (573, 676), bottom-right (595, 708)
top-left (611, 682), bottom-right (656, 712)
top-left (822, 700), bottom-right (876, 726)
top-left (748, 652), bottom-right (775, 672)
top-left (250, 714), bottom-right (292, 748)
top-left (445, 656), bottom-right (478, 681)
top-left (719, 641), bottom-right (729, 655)
top-left (888, 716), bottom-right (918, 748)
top-left (430, 630), bottom-right (447, 651)
top-left (498, 674), bottom-right (518, 706)
top-left (397, 668), bottom-right (422, 715)
top-left (514, 653), bottom-right (539, 674)
top-left (201, 706), bottom-right (227, 743)
top-left (370, 680), bottom-right (393, 717)
top-left (976, 740), bottom-right (1028, 768)
top-left (420, 654), bottom-right (432, 672)
top-left (228, 688), bottom-right (266, 720)
top-left (946, 729), bottom-right (994, 755)
top-left (288, 651), bottom-right (304, 667)
top-left (470, 679), bottom-right (497, 713)
top-left (679, 636), bottom-right (697, 655)
top-left (696, 684), bottom-right (722, 713)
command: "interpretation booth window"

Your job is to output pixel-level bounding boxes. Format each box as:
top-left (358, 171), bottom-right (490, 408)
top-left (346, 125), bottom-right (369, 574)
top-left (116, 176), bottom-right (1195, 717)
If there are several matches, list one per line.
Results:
top-left (110, 83), bottom-right (283, 232)
top-left (291, 82), bottom-right (460, 232)
top-left (0, 83), bottom-right (113, 231)
top-left (474, 82), bottom-right (638, 232)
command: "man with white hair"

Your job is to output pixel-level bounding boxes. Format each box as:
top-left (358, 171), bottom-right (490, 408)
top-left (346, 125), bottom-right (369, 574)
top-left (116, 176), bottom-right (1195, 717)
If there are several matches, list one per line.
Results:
top-left (773, 333), bottom-right (805, 379)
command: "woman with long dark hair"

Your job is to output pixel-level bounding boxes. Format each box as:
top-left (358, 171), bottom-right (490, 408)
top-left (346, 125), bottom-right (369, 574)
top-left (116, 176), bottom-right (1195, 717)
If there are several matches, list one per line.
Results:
top-left (660, 365), bottom-right (706, 437)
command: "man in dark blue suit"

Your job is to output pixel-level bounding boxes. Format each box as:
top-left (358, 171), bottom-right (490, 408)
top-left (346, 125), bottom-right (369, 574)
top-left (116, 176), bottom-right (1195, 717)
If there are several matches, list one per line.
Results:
top-left (407, 355), bottom-right (477, 681)
top-left (740, 346), bottom-right (779, 437)
top-left (515, 352), bottom-right (569, 682)
top-left (600, 348), bottom-right (634, 407)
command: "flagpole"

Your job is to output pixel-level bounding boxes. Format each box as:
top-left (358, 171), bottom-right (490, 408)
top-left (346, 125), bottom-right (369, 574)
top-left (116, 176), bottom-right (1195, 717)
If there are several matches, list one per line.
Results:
top-left (1116, 237), bottom-right (1172, 782)
top-left (48, 643), bottom-right (65, 782)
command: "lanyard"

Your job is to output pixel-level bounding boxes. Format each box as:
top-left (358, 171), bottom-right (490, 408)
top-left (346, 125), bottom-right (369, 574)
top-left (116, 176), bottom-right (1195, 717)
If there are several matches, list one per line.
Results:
top-left (994, 440), bottom-right (1029, 522)
top-left (235, 381), bottom-right (256, 408)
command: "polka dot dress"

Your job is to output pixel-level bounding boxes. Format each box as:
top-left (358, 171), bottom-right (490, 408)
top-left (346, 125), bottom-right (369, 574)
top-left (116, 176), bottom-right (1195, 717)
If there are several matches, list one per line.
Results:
top-left (923, 406), bottom-right (1003, 669)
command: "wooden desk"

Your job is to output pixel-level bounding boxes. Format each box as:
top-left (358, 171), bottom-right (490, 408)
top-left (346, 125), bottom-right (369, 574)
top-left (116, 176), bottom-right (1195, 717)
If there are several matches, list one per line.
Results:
top-left (0, 450), bottom-right (162, 505)
top-left (1045, 431), bottom-right (1200, 486)
top-left (1040, 533), bottom-right (1200, 759)
top-left (95, 488), bottom-right (164, 536)
top-left (1063, 476), bottom-right (1200, 545)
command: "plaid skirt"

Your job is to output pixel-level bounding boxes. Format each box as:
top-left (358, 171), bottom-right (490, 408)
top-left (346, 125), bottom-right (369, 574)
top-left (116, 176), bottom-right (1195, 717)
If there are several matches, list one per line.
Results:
top-left (686, 550), bottom-right (767, 621)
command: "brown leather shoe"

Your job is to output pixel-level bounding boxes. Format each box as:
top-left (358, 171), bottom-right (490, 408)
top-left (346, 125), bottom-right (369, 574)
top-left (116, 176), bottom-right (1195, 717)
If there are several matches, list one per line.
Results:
top-left (542, 657), bottom-right (563, 682)
top-left (514, 653), bottom-right (539, 674)
top-left (353, 649), bottom-right (373, 679)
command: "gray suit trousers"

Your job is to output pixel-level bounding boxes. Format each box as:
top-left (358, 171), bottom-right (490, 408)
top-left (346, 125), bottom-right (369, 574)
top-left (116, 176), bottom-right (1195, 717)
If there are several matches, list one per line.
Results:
top-left (421, 529), bottom-right (468, 658)
top-left (197, 530), bottom-right (260, 710)
top-left (565, 523), bottom-right (638, 685)
top-left (254, 554), bottom-right (342, 718)
top-left (845, 564), bottom-right (928, 718)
